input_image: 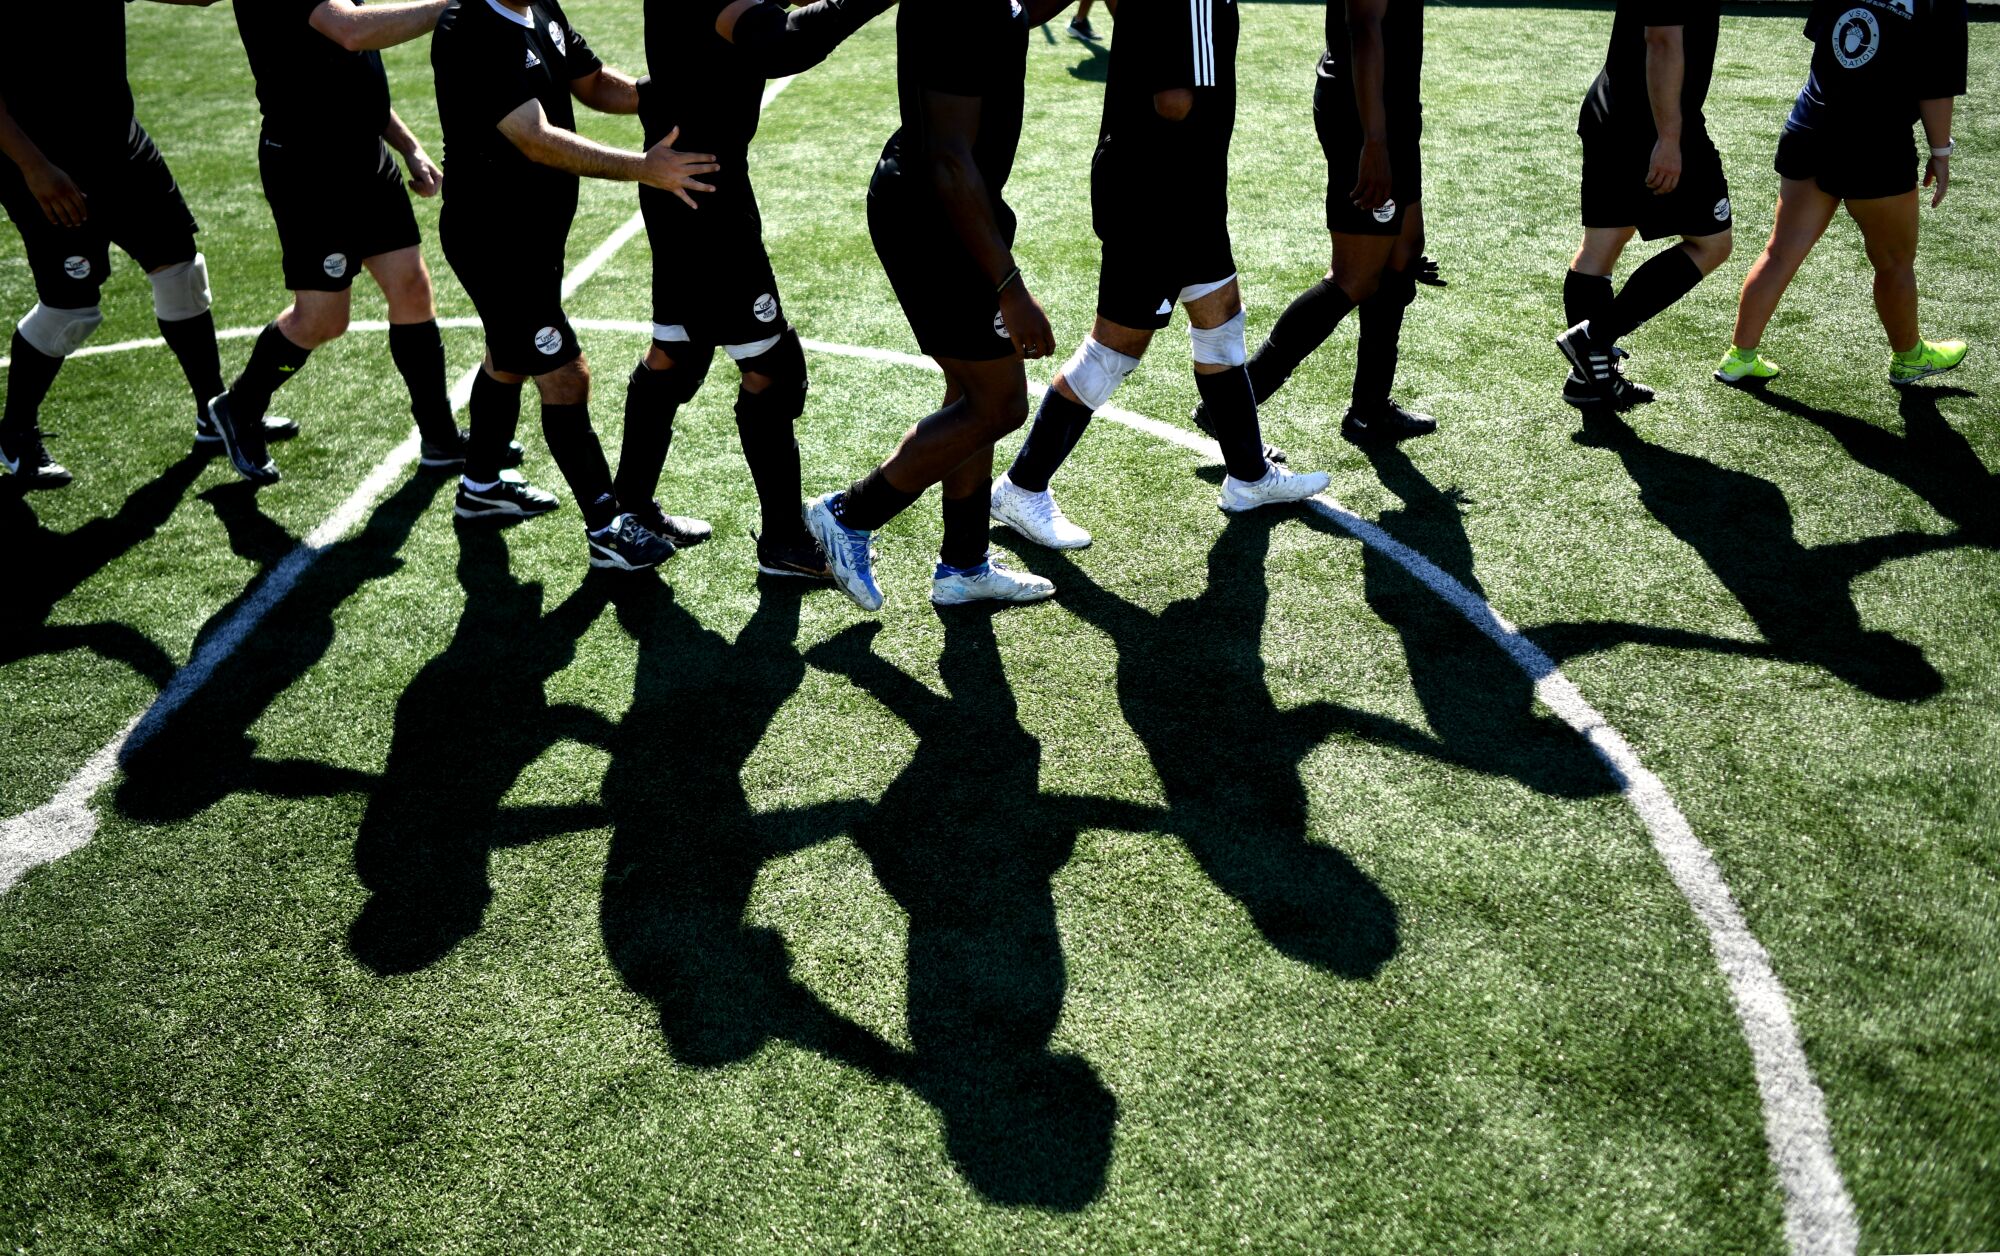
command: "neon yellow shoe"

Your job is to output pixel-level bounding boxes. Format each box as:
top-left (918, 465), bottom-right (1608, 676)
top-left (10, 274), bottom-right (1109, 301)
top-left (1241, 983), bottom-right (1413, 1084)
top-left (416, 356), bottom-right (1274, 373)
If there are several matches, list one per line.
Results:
top-left (1889, 339), bottom-right (1968, 387)
top-left (1714, 345), bottom-right (1781, 385)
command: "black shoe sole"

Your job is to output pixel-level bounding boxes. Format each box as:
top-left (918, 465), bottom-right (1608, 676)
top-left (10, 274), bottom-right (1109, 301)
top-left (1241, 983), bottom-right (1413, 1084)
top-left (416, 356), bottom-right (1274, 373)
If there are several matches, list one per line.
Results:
top-left (2, 468), bottom-right (72, 490)
top-left (757, 559), bottom-right (833, 580)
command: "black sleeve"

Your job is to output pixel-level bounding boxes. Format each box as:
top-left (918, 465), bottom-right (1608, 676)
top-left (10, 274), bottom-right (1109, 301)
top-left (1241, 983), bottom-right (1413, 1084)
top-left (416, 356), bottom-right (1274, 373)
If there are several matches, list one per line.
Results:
top-left (547, 0), bottom-right (605, 81)
top-left (1914, 0), bottom-right (1969, 99)
top-left (1145, 0), bottom-right (1223, 91)
top-left (1635, 0), bottom-right (1688, 28)
top-left (730, 0), bottom-right (896, 78)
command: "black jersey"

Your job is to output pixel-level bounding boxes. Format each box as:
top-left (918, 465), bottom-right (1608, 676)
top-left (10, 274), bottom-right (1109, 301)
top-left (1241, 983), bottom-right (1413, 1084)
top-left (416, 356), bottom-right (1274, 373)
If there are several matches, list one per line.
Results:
top-left (872, 0), bottom-right (1028, 218)
top-left (641, 0), bottom-right (767, 165)
top-left (1320, 0), bottom-right (1424, 115)
top-left (432, 0), bottom-right (602, 216)
top-left (1100, 0), bottom-right (1238, 162)
top-left (1580, 0), bottom-right (1720, 138)
top-left (1791, 0), bottom-right (1969, 131)
top-left (234, 0), bottom-right (393, 144)
top-left (0, 0), bottom-right (138, 166)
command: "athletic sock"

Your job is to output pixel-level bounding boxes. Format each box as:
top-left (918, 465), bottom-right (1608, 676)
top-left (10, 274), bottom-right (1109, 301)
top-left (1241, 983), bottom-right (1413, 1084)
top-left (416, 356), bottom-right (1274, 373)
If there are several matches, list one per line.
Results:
top-left (1352, 269), bottom-right (1412, 410)
top-left (229, 322), bottom-right (312, 423)
top-left (159, 310), bottom-right (228, 417)
top-left (1007, 387), bottom-right (1093, 494)
top-left (1598, 247), bottom-right (1704, 344)
top-left (614, 361), bottom-right (678, 509)
top-left (387, 320), bottom-right (456, 446)
top-left (464, 370), bottom-right (524, 484)
top-left (539, 402), bottom-right (618, 530)
top-left (939, 488), bottom-right (990, 570)
top-left (1246, 278), bottom-right (1355, 403)
top-left (735, 393), bottom-right (807, 543)
top-left (1563, 269), bottom-right (1615, 331)
top-left (1193, 367), bottom-right (1273, 483)
top-left (834, 467), bottom-right (921, 532)
top-left (2, 332), bottom-right (64, 443)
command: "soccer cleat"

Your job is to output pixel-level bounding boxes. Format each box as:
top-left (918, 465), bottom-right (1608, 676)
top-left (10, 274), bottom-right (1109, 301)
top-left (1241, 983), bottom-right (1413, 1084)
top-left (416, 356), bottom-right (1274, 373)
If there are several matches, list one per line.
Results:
top-left (1564, 367), bottom-right (1655, 409)
top-left (419, 427), bottom-right (526, 470)
top-left (931, 553), bottom-right (1057, 606)
top-left (1066, 16), bottom-right (1102, 40)
top-left (453, 470), bottom-right (559, 521)
top-left (1714, 345), bottom-right (1782, 387)
top-left (1218, 461), bottom-right (1331, 514)
top-left (0, 431), bottom-right (73, 489)
top-left (1555, 321), bottom-right (1620, 406)
top-left (587, 513), bottom-right (677, 572)
top-left (805, 491), bottom-right (885, 612)
top-left (989, 472), bottom-right (1092, 550)
top-left (1190, 401), bottom-right (1288, 463)
top-left (755, 530), bottom-right (832, 580)
top-left (631, 499), bottom-right (712, 549)
top-left (1888, 339), bottom-right (1968, 387)
top-left (195, 410), bottom-right (298, 447)
top-left (202, 394), bottom-right (281, 487)
top-left (1342, 400), bottom-right (1438, 445)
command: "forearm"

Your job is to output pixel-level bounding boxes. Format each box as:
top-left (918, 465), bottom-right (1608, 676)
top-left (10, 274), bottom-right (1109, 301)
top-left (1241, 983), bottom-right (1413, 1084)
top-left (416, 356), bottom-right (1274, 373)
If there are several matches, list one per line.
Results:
top-left (929, 153), bottom-right (1015, 288)
top-left (1348, 23), bottom-right (1388, 140)
top-left (382, 109), bottom-right (422, 157)
top-left (1918, 97), bottom-right (1953, 149)
top-left (514, 125), bottom-right (646, 181)
top-left (573, 67), bottom-right (641, 116)
top-left (1644, 34), bottom-right (1684, 140)
top-left (311, 0), bottom-right (447, 52)
top-left (0, 101), bottom-right (52, 176)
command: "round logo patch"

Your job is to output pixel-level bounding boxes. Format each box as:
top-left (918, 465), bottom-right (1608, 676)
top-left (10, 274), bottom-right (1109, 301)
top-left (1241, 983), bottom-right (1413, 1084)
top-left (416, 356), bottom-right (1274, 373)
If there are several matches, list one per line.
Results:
top-left (752, 293), bottom-right (779, 324)
top-left (1372, 199), bottom-right (1397, 225)
top-left (62, 256), bottom-right (91, 281)
top-left (993, 312), bottom-right (1010, 340)
top-left (548, 19), bottom-right (567, 56)
top-left (1713, 197), bottom-right (1731, 222)
top-left (534, 326), bottom-right (564, 356)
top-left (323, 253), bottom-right (349, 280)
top-left (1833, 7), bottom-right (1879, 68)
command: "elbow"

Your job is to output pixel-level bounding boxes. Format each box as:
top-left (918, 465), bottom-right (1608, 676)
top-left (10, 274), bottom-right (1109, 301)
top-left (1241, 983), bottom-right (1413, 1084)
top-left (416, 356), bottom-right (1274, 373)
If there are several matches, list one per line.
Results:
top-left (1153, 90), bottom-right (1193, 122)
top-left (1644, 28), bottom-right (1676, 53)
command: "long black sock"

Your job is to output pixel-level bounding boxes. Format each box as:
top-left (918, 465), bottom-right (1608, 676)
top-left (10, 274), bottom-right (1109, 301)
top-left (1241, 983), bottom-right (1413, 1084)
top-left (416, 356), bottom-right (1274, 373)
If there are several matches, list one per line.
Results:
top-left (387, 320), bottom-right (456, 446)
top-left (1193, 367), bottom-right (1272, 482)
top-left (1352, 269), bottom-right (1414, 409)
top-left (2, 332), bottom-right (64, 441)
top-left (1563, 269), bottom-right (1615, 331)
top-left (464, 369), bottom-right (523, 484)
top-left (735, 389), bottom-right (807, 543)
top-left (539, 402), bottom-right (619, 530)
top-left (159, 311), bottom-right (228, 417)
top-left (1007, 387), bottom-right (1093, 493)
top-left (229, 322), bottom-right (312, 423)
top-left (939, 488), bottom-right (991, 569)
top-left (1599, 247), bottom-right (1704, 343)
top-left (834, 467), bottom-right (921, 532)
top-left (615, 361), bottom-right (679, 508)
top-left (1246, 278), bottom-right (1355, 403)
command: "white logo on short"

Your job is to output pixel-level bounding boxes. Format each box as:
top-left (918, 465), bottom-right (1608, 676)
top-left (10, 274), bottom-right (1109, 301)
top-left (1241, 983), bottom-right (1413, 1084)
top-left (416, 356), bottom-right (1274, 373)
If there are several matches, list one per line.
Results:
top-left (993, 312), bottom-right (1010, 339)
top-left (323, 253), bottom-right (348, 279)
top-left (534, 326), bottom-right (563, 356)
top-left (1156, 298), bottom-right (1173, 316)
top-left (1714, 197), bottom-right (1731, 222)
top-left (62, 256), bottom-right (91, 281)
top-left (1833, 7), bottom-right (1880, 68)
top-left (548, 20), bottom-right (566, 56)
top-left (752, 293), bottom-right (779, 324)
top-left (1372, 199), bottom-right (1397, 225)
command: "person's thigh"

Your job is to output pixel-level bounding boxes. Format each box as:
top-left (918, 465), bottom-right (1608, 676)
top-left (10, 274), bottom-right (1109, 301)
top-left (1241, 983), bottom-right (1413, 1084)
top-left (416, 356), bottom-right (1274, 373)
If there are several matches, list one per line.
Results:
top-left (1844, 188), bottom-right (1920, 264)
top-left (0, 169), bottom-right (113, 308)
top-left (1768, 176), bottom-right (1842, 257)
top-left (98, 126), bottom-right (199, 275)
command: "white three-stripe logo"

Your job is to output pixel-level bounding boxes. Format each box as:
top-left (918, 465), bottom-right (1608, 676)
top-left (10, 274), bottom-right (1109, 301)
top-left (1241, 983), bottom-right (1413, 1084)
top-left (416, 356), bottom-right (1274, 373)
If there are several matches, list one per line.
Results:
top-left (1189, 0), bottom-right (1215, 87)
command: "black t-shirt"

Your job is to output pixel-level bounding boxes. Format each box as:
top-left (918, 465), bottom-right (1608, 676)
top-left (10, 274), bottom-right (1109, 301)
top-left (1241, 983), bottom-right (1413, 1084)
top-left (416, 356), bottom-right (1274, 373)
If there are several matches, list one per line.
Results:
top-left (0, 0), bottom-right (138, 166)
top-left (432, 0), bottom-right (602, 221)
top-left (1792, 0), bottom-right (1969, 131)
top-left (1100, 0), bottom-right (1238, 168)
top-left (234, 0), bottom-right (394, 144)
top-left (1581, 0), bottom-right (1721, 138)
top-left (873, 0), bottom-right (1029, 219)
top-left (1320, 0), bottom-right (1424, 116)
top-left (640, 0), bottom-right (768, 170)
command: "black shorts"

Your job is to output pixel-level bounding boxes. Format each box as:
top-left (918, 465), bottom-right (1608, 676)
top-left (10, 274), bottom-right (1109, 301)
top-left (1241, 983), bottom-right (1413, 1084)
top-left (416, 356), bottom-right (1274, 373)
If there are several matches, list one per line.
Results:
top-left (1579, 119), bottom-right (1733, 241)
top-left (1774, 123), bottom-right (1917, 201)
top-left (440, 201), bottom-right (581, 377)
top-left (0, 120), bottom-right (198, 307)
top-left (866, 173), bottom-right (1018, 363)
top-left (1315, 72), bottom-right (1423, 237)
top-left (259, 134), bottom-right (421, 292)
top-left (640, 178), bottom-right (787, 351)
top-left (1090, 148), bottom-right (1236, 331)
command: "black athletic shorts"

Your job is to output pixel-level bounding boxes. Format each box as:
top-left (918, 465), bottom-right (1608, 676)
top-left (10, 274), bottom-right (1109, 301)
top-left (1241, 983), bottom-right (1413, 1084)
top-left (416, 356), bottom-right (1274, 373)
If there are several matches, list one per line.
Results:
top-left (640, 178), bottom-right (788, 351)
top-left (866, 177), bottom-right (1018, 363)
top-left (258, 134), bottom-right (421, 293)
top-left (1090, 145), bottom-right (1236, 331)
top-left (1579, 117), bottom-right (1734, 241)
top-left (440, 201), bottom-right (581, 377)
top-left (0, 120), bottom-right (198, 307)
top-left (1315, 72), bottom-right (1423, 237)
top-left (1774, 122), bottom-right (1918, 201)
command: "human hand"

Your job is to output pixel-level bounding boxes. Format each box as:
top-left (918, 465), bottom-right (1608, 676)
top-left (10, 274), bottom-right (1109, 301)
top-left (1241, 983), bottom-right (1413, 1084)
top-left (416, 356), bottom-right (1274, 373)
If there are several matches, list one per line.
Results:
top-left (641, 127), bottom-right (720, 207)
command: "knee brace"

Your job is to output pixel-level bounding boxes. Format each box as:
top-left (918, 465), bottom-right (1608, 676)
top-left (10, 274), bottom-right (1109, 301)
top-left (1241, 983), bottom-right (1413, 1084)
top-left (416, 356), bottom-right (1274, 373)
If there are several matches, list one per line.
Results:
top-left (1058, 335), bottom-right (1140, 412)
top-left (641, 346), bottom-right (713, 406)
top-left (17, 303), bottom-right (104, 359)
top-left (1189, 309), bottom-right (1248, 368)
top-left (149, 254), bottom-right (212, 322)
top-left (733, 328), bottom-right (808, 425)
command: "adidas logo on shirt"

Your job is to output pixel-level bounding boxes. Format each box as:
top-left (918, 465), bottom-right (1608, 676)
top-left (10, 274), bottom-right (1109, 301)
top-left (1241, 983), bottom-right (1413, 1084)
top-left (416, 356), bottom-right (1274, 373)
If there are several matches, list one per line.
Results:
top-left (525, 47), bottom-right (542, 68)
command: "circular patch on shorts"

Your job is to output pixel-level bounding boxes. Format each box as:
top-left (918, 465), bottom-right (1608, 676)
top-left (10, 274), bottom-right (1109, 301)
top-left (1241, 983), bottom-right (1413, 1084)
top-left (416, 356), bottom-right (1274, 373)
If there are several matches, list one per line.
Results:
top-left (323, 254), bottom-right (349, 280)
top-left (62, 256), bottom-right (91, 281)
top-left (1714, 197), bottom-right (1731, 222)
top-left (753, 293), bottom-right (779, 324)
top-left (535, 326), bottom-right (564, 356)
top-left (1833, 7), bottom-right (1879, 69)
top-left (993, 312), bottom-right (1010, 339)
top-left (1372, 199), bottom-right (1397, 225)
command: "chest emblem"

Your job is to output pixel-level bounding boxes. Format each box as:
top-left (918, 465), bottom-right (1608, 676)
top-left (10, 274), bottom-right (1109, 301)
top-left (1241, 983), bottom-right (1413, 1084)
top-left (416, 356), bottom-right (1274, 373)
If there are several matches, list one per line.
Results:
top-left (1833, 7), bottom-right (1880, 69)
top-left (547, 19), bottom-right (567, 56)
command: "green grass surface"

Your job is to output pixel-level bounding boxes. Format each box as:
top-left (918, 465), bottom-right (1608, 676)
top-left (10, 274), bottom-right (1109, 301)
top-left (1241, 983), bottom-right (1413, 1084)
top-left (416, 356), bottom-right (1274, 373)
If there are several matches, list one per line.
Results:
top-left (3, 3), bottom-right (1996, 1252)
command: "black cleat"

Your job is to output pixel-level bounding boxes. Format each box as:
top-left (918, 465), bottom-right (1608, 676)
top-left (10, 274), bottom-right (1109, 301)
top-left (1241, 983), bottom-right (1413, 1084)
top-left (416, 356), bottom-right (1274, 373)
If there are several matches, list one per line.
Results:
top-left (631, 499), bottom-right (711, 549)
top-left (1190, 401), bottom-right (1288, 464)
top-left (419, 427), bottom-right (526, 470)
top-left (1562, 345), bottom-right (1654, 410)
top-left (0, 430), bottom-right (73, 489)
top-left (1555, 321), bottom-right (1622, 408)
top-left (1342, 400), bottom-right (1438, 445)
top-left (202, 394), bottom-right (281, 486)
top-left (587, 512), bottom-right (676, 572)
top-left (755, 530), bottom-right (832, 581)
top-left (454, 471), bottom-right (558, 521)
top-left (196, 410), bottom-right (298, 450)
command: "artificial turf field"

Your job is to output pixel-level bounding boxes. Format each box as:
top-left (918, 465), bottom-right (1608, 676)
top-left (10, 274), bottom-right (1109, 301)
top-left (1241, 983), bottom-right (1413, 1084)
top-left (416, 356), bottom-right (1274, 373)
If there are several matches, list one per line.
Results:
top-left (1, 2), bottom-right (1996, 1252)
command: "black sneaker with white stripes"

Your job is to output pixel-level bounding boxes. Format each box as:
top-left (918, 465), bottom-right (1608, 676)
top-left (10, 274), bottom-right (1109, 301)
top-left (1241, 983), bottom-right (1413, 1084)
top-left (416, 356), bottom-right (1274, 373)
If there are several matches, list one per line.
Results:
top-left (1555, 321), bottom-right (1622, 407)
top-left (1341, 400), bottom-right (1437, 445)
top-left (419, 427), bottom-right (526, 470)
top-left (202, 394), bottom-right (281, 486)
top-left (454, 470), bottom-right (558, 521)
top-left (631, 499), bottom-right (711, 549)
top-left (587, 512), bottom-right (677, 572)
top-left (196, 409), bottom-right (299, 450)
top-left (0, 429), bottom-right (72, 489)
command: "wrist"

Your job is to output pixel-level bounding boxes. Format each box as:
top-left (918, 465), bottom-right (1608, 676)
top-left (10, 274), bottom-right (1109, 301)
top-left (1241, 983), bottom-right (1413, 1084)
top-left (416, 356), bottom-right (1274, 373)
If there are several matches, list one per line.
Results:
top-left (1930, 139), bottom-right (1955, 159)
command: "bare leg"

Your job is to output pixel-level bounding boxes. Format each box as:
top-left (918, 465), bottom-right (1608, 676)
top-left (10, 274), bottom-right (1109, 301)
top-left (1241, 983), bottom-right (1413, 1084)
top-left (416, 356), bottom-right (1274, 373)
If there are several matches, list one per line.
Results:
top-left (1731, 177), bottom-right (1839, 350)
top-left (1844, 189), bottom-right (1922, 353)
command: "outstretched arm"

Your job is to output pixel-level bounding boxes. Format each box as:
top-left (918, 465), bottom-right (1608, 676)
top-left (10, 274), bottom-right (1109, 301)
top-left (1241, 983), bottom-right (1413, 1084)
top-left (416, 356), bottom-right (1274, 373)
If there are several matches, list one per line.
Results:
top-left (497, 100), bottom-right (718, 206)
top-left (309, 0), bottom-right (447, 52)
top-left (716, 0), bottom-right (897, 78)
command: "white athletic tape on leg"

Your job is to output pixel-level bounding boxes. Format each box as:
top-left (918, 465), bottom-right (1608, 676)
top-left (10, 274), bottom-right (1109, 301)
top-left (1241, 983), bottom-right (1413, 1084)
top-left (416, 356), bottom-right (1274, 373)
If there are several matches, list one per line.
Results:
top-left (1189, 309), bottom-right (1247, 367)
top-left (1177, 273), bottom-right (1236, 305)
top-left (651, 323), bottom-right (692, 343)
top-left (17, 303), bottom-right (104, 359)
top-left (1058, 336), bottom-right (1140, 412)
top-left (723, 333), bottom-right (784, 362)
top-left (149, 254), bottom-right (211, 322)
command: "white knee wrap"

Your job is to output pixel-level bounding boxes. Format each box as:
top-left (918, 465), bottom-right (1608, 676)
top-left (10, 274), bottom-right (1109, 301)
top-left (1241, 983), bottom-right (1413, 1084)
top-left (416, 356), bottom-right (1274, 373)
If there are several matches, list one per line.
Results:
top-left (1057, 336), bottom-right (1139, 412)
top-left (18, 303), bottom-right (104, 358)
top-left (148, 253), bottom-right (211, 322)
top-left (1189, 309), bottom-right (1248, 368)
top-left (1178, 273), bottom-right (1236, 305)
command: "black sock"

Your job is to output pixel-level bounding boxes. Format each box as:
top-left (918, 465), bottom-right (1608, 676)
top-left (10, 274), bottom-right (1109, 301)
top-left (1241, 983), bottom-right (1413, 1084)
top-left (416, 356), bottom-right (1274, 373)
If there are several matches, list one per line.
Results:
top-left (1599, 247), bottom-right (1704, 344)
top-left (229, 322), bottom-right (312, 423)
top-left (159, 310), bottom-right (228, 416)
top-left (539, 402), bottom-right (618, 530)
top-left (615, 361), bottom-right (678, 509)
top-left (1007, 387), bottom-right (1093, 494)
top-left (2, 332), bottom-right (64, 442)
top-left (834, 467), bottom-right (921, 532)
top-left (1352, 269), bottom-right (1414, 410)
top-left (465, 369), bottom-right (523, 484)
top-left (939, 488), bottom-right (991, 570)
top-left (1563, 269), bottom-right (1615, 331)
top-left (1193, 367), bottom-right (1272, 482)
top-left (1247, 278), bottom-right (1355, 403)
top-left (387, 320), bottom-right (456, 446)
top-left (735, 389), bottom-right (807, 543)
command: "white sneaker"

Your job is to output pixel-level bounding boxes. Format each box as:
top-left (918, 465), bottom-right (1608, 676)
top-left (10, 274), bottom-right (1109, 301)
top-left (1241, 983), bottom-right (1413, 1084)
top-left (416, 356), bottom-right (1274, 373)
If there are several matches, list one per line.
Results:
top-left (805, 491), bottom-right (885, 611)
top-left (1218, 462), bottom-right (1331, 514)
top-left (931, 554), bottom-right (1056, 606)
top-left (989, 473), bottom-right (1092, 550)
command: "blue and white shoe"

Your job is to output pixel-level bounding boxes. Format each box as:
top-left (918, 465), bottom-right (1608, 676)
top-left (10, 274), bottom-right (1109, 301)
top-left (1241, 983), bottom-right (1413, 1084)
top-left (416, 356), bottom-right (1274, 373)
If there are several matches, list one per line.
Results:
top-left (931, 553), bottom-right (1056, 606)
top-left (805, 491), bottom-right (884, 611)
